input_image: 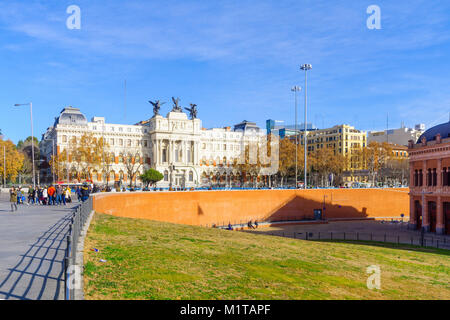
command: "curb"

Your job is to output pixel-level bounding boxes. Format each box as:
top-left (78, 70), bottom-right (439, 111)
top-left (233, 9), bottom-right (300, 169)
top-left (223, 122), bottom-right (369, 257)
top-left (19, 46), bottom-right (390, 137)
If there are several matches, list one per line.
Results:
top-left (73, 210), bottom-right (95, 300)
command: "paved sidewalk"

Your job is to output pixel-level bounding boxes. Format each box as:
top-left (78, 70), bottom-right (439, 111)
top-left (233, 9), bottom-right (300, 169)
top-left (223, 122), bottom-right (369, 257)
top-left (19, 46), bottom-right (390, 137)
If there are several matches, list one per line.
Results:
top-left (0, 194), bottom-right (77, 300)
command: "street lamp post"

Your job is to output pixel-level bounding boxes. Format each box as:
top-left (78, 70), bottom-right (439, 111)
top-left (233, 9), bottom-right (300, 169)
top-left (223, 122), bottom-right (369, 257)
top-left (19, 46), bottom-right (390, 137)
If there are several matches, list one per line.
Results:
top-left (3, 145), bottom-right (6, 187)
top-left (300, 64), bottom-right (312, 189)
top-left (291, 86), bottom-right (301, 188)
top-left (14, 103), bottom-right (35, 190)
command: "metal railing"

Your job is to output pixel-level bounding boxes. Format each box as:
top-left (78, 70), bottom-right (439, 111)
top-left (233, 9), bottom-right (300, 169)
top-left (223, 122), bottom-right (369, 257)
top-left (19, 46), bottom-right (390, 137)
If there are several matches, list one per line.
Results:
top-left (64, 196), bottom-right (93, 300)
top-left (262, 230), bottom-right (450, 250)
top-left (206, 218), bottom-right (449, 250)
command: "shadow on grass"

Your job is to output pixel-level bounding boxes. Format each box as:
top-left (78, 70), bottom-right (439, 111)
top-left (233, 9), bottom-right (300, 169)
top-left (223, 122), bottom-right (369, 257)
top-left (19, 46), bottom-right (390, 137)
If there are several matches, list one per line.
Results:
top-left (314, 239), bottom-right (450, 256)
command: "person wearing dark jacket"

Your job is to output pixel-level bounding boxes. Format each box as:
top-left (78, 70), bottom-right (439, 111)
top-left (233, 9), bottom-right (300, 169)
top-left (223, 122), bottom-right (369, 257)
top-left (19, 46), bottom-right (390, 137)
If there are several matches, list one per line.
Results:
top-left (81, 184), bottom-right (90, 202)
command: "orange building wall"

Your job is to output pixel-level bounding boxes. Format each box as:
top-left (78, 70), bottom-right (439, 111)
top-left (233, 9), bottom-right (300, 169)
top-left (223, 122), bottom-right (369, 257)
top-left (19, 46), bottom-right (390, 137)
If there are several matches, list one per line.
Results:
top-left (92, 188), bottom-right (409, 226)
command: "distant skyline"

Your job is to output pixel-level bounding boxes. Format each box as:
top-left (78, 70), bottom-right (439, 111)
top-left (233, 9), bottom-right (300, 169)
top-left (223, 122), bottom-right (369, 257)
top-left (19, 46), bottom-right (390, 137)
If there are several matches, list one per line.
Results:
top-left (1, 0), bottom-right (450, 143)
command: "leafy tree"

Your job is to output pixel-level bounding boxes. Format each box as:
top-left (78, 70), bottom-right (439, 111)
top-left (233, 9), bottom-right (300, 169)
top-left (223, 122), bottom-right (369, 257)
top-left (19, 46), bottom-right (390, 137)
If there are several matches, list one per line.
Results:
top-left (124, 153), bottom-right (143, 188)
top-left (358, 142), bottom-right (393, 186)
top-left (53, 133), bottom-right (108, 182)
top-left (310, 147), bottom-right (347, 187)
top-left (0, 138), bottom-right (25, 183)
top-left (140, 168), bottom-right (163, 188)
top-left (277, 138), bottom-right (307, 187)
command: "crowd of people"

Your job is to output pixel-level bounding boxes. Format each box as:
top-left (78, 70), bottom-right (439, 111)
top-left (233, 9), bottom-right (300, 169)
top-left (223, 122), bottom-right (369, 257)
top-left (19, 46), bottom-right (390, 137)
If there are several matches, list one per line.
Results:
top-left (8, 183), bottom-right (91, 213)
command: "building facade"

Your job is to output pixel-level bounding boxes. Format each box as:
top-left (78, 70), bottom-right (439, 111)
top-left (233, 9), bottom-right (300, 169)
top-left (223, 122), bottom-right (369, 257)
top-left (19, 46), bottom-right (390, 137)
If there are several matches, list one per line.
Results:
top-left (369, 124), bottom-right (425, 147)
top-left (287, 124), bottom-right (367, 181)
top-left (40, 106), bottom-right (266, 188)
top-left (408, 121), bottom-right (450, 235)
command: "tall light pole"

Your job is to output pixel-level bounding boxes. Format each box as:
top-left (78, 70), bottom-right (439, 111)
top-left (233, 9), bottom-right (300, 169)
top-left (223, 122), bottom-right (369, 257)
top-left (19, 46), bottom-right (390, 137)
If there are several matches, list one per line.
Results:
top-left (14, 102), bottom-right (35, 190)
top-left (291, 86), bottom-right (301, 188)
top-left (3, 145), bottom-right (6, 187)
top-left (300, 64), bottom-right (312, 189)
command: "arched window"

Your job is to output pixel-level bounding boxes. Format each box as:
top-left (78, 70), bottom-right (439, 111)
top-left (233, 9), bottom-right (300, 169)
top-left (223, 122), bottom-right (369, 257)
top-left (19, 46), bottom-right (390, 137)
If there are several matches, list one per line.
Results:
top-left (164, 170), bottom-right (169, 181)
top-left (187, 147), bottom-right (191, 163)
top-left (119, 153), bottom-right (123, 163)
top-left (189, 171), bottom-right (194, 182)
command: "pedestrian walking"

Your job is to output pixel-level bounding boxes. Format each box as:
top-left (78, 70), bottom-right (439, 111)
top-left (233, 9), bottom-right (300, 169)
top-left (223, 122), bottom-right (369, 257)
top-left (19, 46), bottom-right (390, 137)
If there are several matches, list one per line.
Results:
top-left (10, 187), bottom-right (18, 212)
top-left (47, 185), bottom-right (56, 205)
top-left (28, 185), bottom-right (36, 205)
top-left (42, 187), bottom-right (48, 205)
top-left (56, 185), bottom-right (63, 205)
top-left (64, 187), bottom-right (71, 204)
top-left (76, 186), bottom-right (81, 202)
top-left (81, 183), bottom-right (90, 202)
top-left (37, 187), bottom-right (43, 205)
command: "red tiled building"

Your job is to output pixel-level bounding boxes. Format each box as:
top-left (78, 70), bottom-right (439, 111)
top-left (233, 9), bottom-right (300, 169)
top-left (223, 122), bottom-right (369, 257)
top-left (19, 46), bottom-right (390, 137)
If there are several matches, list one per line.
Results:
top-left (408, 121), bottom-right (450, 235)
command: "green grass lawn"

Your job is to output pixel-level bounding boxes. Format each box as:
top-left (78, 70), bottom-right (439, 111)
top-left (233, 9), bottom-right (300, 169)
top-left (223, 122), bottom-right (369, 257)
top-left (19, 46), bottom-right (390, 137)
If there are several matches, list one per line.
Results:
top-left (83, 213), bottom-right (450, 300)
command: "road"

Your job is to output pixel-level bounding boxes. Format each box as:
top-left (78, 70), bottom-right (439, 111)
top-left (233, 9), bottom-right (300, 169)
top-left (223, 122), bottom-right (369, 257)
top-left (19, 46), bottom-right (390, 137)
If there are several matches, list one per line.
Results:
top-left (0, 193), bottom-right (77, 300)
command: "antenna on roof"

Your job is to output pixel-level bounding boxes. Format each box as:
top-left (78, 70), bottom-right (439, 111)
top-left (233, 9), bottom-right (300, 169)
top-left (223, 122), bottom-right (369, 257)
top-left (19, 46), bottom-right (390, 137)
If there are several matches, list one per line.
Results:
top-left (386, 113), bottom-right (389, 144)
top-left (124, 80), bottom-right (127, 122)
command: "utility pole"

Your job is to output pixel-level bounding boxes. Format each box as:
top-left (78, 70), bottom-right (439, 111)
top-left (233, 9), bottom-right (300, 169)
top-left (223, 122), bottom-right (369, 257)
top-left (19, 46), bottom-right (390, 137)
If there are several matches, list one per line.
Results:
top-left (14, 103), bottom-right (35, 190)
top-left (124, 80), bottom-right (127, 122)
top-left (3, 145), bottom-right (6, 187)
top-left (386, 113), bottom-right (389, 144)
top-left (300, 64), bottom-right (312, 189)
top-left (291, 86), bottom-right (301, 188)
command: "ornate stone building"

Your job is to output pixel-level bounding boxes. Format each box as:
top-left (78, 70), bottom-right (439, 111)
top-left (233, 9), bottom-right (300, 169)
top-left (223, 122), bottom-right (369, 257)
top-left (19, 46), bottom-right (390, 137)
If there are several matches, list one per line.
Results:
top-left (40, 105), bottom-right (266, 188)
top-left (408, 121), bottom-right (450, 235)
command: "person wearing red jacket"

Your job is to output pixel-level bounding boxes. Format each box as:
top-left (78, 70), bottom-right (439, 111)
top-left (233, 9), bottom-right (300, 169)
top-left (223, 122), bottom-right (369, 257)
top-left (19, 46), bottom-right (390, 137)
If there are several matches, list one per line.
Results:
top-left (47, 185), bottom-right (56, 206)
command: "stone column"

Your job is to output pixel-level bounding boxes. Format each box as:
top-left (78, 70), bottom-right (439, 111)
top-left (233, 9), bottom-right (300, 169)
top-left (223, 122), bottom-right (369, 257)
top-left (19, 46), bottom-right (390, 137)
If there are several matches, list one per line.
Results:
top-left (158, 140), bottom-right (162, 164)
top-left (423, 160), bottom-right (427, 187)
top-left (437, 159), bottom-right (442, 190)
top-left (194, 142), bottom-right (199, 165)
top-left (422, 160), bottom-right (430, 232)
top-left (183, 140), bottom-right (187, 164)
top-left (436, 196), bottom-right (444, 234)
top-left (168, 140), bottom-right (172, 163)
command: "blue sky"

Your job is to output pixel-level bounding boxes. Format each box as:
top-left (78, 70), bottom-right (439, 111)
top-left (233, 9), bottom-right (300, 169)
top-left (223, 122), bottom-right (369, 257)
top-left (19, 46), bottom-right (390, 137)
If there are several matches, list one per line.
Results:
top-left (1, 0), bottom-right (450, 143)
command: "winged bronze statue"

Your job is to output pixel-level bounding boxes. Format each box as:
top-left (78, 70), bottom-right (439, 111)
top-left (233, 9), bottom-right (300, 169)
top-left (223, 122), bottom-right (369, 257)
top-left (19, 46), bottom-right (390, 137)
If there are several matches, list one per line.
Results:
top-left (171, 97), bottom-right (183, 112)
top-left (185, 103), bottom-right (198, 119)
top-left (149, 100), bottom-right (165, 116)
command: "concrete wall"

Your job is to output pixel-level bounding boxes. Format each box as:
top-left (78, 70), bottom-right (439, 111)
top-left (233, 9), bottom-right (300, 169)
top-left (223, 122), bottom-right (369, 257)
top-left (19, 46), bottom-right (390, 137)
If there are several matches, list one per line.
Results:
top-left (93, 188), bottom-right (409, 226)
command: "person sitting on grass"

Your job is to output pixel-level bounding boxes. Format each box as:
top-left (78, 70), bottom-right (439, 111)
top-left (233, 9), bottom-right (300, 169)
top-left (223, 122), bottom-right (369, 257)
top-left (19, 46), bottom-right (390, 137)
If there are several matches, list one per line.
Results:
top-left (247, 220), bottom-right (256, 229)
top-left (227, 223), bottom-right (233, 231)
top-left (254, 220), bottom-right (258, 228)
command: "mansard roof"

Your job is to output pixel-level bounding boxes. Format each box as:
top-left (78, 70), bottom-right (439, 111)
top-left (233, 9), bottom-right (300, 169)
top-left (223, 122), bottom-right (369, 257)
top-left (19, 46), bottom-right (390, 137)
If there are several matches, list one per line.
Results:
top-left (54, 107), bottom-right (88, 126)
